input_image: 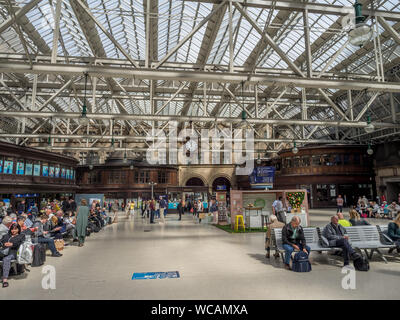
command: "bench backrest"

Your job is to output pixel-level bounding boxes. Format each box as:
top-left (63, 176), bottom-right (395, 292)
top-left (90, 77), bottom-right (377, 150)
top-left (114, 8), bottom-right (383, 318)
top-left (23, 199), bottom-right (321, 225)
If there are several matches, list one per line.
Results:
top-left (272, 228), bottom-right (284, 250)
top-left (303, 228), bottom-right (319, 245)
top-left (273, 227), bottom-right (320, 250)
top-left (345, 225), bottom-right (382, 246)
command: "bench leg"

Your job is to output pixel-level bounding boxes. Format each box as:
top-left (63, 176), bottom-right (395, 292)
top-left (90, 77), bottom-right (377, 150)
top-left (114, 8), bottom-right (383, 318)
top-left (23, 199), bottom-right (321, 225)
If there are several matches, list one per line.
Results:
top-left (364, 249), bottom-right (372, 260)
top-left (376, 249), bottom-right (388, 264)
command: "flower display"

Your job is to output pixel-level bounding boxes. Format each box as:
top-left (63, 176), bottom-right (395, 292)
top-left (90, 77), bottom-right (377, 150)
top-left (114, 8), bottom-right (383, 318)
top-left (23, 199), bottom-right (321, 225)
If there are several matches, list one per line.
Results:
top-left (286, 192), bottom-right (305, 209)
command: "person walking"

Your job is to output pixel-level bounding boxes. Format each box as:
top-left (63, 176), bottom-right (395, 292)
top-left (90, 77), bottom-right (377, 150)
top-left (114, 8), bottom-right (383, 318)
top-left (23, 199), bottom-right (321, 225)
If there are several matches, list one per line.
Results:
top-left (75, 199), bottom-right (90, 247)
top-left (111, 200), bottom-right (119, 223)
top-left (336, 195), bottom-right (344, 213)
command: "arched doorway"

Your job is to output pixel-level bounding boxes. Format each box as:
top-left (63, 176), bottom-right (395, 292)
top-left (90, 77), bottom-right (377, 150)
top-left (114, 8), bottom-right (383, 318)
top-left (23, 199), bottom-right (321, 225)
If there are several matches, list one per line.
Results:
top-left (185, 177), bottom-right (205, 186)
top-left (212, 177), bottom-right (231, 193)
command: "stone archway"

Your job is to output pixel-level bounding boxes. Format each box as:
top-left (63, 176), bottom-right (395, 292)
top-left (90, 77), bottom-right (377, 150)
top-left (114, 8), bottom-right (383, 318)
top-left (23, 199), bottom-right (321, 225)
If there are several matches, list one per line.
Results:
top-left (211, 176), bottom-right (231, 192)
top-left (185, 177), bottom-right (205, 186)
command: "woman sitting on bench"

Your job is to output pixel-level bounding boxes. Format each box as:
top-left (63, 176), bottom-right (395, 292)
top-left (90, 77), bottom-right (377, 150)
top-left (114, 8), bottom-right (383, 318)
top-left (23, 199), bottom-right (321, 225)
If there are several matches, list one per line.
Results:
top-left (388, 214), bottom-right (400, 254)
top-left (0, 223), bottom-right (25, 288)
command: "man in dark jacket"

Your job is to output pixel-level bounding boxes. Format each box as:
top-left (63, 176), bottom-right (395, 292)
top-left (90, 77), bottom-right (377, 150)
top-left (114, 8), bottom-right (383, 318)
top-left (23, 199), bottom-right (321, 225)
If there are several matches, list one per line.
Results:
top-left (322, 216), bottom-right (355, 266)
top-left (281, 216), bottom-right (310, 270)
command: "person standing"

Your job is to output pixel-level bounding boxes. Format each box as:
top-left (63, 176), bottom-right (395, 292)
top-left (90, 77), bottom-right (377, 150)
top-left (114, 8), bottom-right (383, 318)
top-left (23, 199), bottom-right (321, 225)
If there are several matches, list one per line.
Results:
top-left (197, 199), bottom-right (204, 223)
top-left (209, 199), bottom-right (218, 224)
top-left (17, 200), bottom-right (25, 215)
top-left (155, 200), bottom-right (160, 220)
top-left (126, 201), bottom-right (131, 219)
top-left (336, 195), bottom-right (344, 213)
top-left (149, 199), bottom-right (155, 224)
top-left (177, 199), bottom-right (183, 221)
top-left (111, 200), bottom-right (119, 223)
top-left (75, 199), bottom-right (90, 247)
top-left (130, 200), bottom-right (135, 218)
top-left (159, 196), bottom-right (167, 224)
top-left (272, 197), bottom-right (285, 223)
top-left (69, 198), bottom-right (77, 215)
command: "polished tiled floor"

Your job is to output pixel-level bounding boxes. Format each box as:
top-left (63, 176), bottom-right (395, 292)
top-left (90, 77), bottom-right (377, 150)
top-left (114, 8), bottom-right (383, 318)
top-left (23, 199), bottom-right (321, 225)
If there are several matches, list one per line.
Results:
top-left (2, 209), bottom-right (400, 300)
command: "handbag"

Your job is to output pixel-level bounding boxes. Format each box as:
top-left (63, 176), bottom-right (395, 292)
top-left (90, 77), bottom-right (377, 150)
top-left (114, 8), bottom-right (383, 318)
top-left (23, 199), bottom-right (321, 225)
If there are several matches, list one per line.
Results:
top-left (0, 247), bottom-right (10, 257)
top-left (54, 239), bottom-right (64, 251)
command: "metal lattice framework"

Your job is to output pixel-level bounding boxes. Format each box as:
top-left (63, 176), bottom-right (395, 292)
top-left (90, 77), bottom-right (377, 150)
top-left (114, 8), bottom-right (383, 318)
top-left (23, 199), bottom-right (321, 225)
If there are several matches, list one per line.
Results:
top-left (0, 0), bottom-right (400, 162)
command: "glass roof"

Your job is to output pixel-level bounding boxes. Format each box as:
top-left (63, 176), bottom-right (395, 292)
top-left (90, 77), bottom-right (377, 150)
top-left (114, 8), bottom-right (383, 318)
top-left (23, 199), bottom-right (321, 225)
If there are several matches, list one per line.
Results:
top-left (0, 0), bottom-right (399, 148)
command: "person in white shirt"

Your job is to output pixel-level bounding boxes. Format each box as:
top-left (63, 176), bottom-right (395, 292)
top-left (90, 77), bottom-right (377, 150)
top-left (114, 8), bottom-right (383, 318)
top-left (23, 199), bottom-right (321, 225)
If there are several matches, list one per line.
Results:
top-left (272, 197), bottom-right (285, 223)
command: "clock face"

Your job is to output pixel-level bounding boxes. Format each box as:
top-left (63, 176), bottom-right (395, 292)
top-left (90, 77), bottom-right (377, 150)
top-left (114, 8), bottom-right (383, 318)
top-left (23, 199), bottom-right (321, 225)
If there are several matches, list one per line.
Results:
top-left (185, 139), bottom-right (197, 152)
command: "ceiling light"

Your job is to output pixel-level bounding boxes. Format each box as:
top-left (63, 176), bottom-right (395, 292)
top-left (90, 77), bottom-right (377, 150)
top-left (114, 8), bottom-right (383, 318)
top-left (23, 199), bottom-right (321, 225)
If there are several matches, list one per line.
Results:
top-left (348, 1), bottom-right (372, 47)
top-left (367, 144), bottom-right (373, 155)
top-left (292, 141), bottom-right (299, 154)
top-left (364, 115), bottom-right (374, 133)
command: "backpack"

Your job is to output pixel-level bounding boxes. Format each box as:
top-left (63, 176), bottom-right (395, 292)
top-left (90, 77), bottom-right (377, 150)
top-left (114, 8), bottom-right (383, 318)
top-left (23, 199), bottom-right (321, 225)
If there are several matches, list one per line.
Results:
top-left (31, 243), bottom-right (46, 267)
top-left (353, 253), bottom-right (369, 271)
top-left (17, 239), bottom-right (34, 264)
top-left (292, 251), bottom-right (312, 272)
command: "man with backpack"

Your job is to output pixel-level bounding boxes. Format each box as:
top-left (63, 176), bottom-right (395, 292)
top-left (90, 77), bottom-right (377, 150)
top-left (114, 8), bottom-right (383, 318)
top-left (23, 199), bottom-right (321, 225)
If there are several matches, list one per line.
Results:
top-left (281, 216), bottom-right (310, 270)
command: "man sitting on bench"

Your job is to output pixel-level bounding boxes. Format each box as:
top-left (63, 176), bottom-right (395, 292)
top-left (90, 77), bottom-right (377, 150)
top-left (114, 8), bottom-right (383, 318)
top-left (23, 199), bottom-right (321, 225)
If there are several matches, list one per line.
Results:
top-left (281, 216), bottom-right (310, 270)
top-left (322, 216), bottom-right (356, 267)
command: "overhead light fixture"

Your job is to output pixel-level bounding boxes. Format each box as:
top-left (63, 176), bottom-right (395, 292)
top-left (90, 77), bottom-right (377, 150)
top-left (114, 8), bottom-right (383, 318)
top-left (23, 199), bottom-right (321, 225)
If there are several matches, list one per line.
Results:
top-left (46, 135), bottom-right (52, 152)
top-left (129, 163), bottom-right (134, 170)
top-left (89, 164), bottom-right (93, 170)
top-left (364, 115), bottom-right (374, 133)
top-left (257, 153), bottom-right (261, 165)
top-left (348, 0), bottom-right (372, 47)
top-left (292, 141), bottom-right (299, 154)
top-left (110, 138), bottom-right (115, 152)
top-left (79, 73), bottom-right (90, 125)
top-left (367, 143), bottom-right (373, 155)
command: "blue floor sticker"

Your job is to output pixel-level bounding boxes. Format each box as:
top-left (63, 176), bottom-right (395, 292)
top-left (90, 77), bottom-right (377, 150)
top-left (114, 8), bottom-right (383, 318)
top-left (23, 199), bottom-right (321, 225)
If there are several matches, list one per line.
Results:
top-left (132, 271), bottom-right (180, 280)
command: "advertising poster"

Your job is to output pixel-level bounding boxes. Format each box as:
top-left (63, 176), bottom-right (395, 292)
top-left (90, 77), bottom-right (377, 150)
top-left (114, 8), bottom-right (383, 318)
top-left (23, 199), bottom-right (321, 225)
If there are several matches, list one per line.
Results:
top-left (16, 162), bottom-right (24, 175)
top-left (42, 165), bottom-right (49, 177)
top-left (61, 168), bottom-right (66, 178)
top-left (66, 169), bottom-right (70, 179)
top-left (33, 164), bottom-right (40, 176)
top-left (4, 160), bottom-right (13, 174)
top-left (0, 159), bottom-right (2, 173)
top-left (25, 163), bottom-right (33, 175)
top-left (55, 167), bottom-right (60, 178)
top-left (49, 166), bottom-right (55, 177)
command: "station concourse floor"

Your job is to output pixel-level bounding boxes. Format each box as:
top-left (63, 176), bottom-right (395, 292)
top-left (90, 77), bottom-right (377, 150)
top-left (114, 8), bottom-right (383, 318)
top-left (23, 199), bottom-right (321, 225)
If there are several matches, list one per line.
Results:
top-left (2, 209), bottom-right (400, 300)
